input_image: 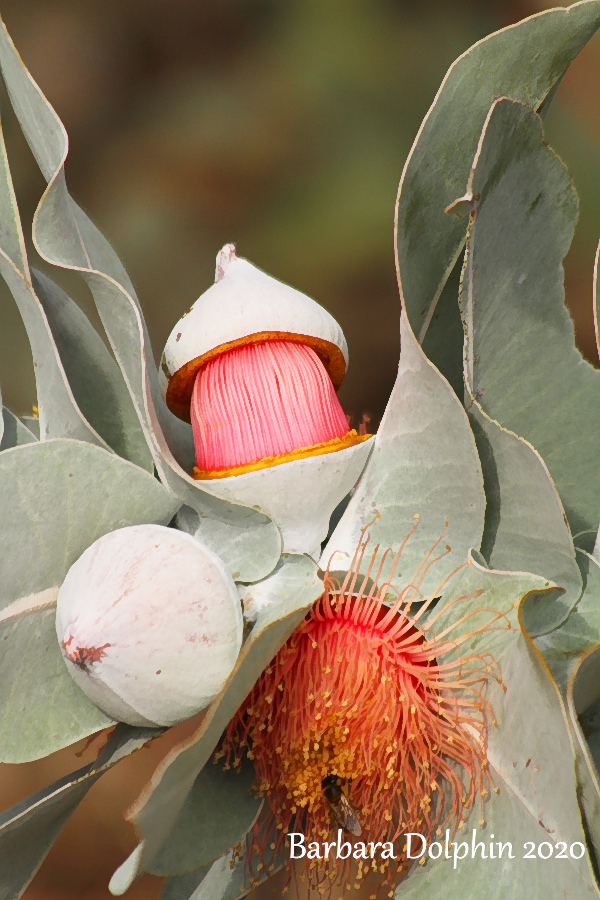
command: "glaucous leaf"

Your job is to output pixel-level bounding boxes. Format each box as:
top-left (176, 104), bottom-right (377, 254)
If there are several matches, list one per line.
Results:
top-left (456, 96), bottom-right (600, 537)
top-left (536, 550), bottom-right (600, 690)
top-left (109, 555), bottom-right (324, 894)
top-left (19, 416), bottom-right (39, 439)
top-left (397, 779), bottom-right (593, 899)
top-left (465, 402), bottom-right (579, 635)
top-left (594, 237), bottom-right (600, 360)
top-left (162, 864), bottom-right (210, 900)
top-left (148, 756), bottom-right (261, 876)
top-left (162, 853), bottom-right (249, 900)
top-left (535, 551), bottom-right (600, 872)
top-left (31, 268), bottom-right (153, 471)
top-left (322, 311), bottom-right (485, 598)
top-left (452, 98), bottom-right (583, 631)
top-left (0, 114), bottom-right (108, 450)
top-left (161, 808), bottom-right (282, 900)
top-left (399, 557), bottom-right (599, 897)
top-left (396, 0), bottom-right (600, 369)
top-left (0, 439), bottom-right (180, 761)
top-left (0, 407), bottom-right (37, 450)
top-left (0, 18), bottom-right (281, 583)
top-left (174, 506), bottom-right (282, 585)
top-left (0, 724), bottom-right (161, 900)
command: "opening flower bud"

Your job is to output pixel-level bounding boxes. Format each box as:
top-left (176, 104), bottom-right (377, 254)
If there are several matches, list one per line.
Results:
top-left (190, 339), bottom-right (353, 476)
top-left (161, 246), bottom-right (374, 555)
top-left (56, 524), bottom-right (243, 727)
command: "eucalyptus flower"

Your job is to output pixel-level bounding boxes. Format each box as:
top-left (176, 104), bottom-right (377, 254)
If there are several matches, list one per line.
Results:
top-left (220, 527), bottom-right (505, 894)
top-left (160, 243), bottom-right (374, 556)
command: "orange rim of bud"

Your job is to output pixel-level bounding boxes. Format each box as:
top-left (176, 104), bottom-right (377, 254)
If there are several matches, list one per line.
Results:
top-left (164, 330), bottom-right (347, 422)
top-left (193, 429), bottom-right (371, 480)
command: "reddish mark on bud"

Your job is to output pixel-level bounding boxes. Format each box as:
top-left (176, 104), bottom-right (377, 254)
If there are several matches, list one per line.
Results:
top-left (62, 633), bottom-right (111, 671)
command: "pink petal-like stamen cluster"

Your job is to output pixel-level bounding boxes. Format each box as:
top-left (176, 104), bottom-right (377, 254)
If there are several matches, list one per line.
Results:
top-left (191, 339), bottom-right (350, 471)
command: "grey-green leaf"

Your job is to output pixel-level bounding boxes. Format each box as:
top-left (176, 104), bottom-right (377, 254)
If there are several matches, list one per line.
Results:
top-left (400, 559), bottom-right (599, 897)
top-left (148, 755), bottom-right (261, 877)
top-left (0, 17), bottom-right (281, 583)
top-left (455, 98), bottom-right (583, 632)
top-left (160, 811), bottom-right (283, 900)
top-left (536, 550), bottom-right (600, 691)
top-left (321, 310), bottom-right (485, 599)
top-left (397, 776), bottom-right (593, 899)
top-left (174, 506), bottom-right (281, 585)
top-left (0, 603), bottom-right (113, 763)
top-left (457, 96), bottom-right (600, 538)
top-left (110, 555), bottom-right (324, 894)
top-left (0, 439), bottom-right (180, 761)
top-left (0, 114), bottom-right (108, 450)
top-left (0, 724), bottom-right (161, 900)
top-left (19, 416), bottom-right (39, 439)
top-left (31, 267), bottom-right (153, 471)
top-left (161, 852), bottom-right (255, 900)
top-left (0, 439), bottom-right (179, 608)
top-left (396, 0), bottom-right (600, 366)
top-left (0, 407), bottom-right (37, 450)
top-left (162, 865), bottom-right (211, 900)
top-left (535, 551), bottom-right (600, 872)
top-left (466, 402), bottom-right (580, 635)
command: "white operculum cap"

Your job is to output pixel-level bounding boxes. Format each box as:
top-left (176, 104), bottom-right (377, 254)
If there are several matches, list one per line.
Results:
top-left (159, 244), bottom-right (374, 556)
top-left (56, 524), bottom-right (243, 727)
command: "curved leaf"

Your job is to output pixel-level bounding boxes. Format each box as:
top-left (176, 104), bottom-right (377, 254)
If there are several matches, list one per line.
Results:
top-left (396, 0), bottom-right (600, 369)
top-left (399, 559), bottom-right (599, 898)
top-left (396, 780), bottom-right (593, 899)
top-left (19, 416), bottom-right (39, 439)
top-left (455, 98), bottom-right (583, 631)
top-left (174, 506), bottom-right (282, 585)
top-left (466, 403), bottom-right (580, 635)
top-left (160, 809), bottom-right (282, 900)
top-left (593, 237), bottom-right (600, 361)
top-left (322, 311), bottom-right (485, 599)
top-left (0, 113), bottom-right (108, 450)
top-left (0, 724), bottom-right (161, 900)
top-left (455, 96), bottom-right (600, 536)
top-left (536, 551), bottom-right (600, 872)
top-left (31, 267), bottom-right (153, 471)
top-left (148, 755), bottom-right (261, 877)
top-left (162, 865), bottom-right (211, 900)
top-left (0, 18), bottom-right (281, 583)
top-left (110, 555), bottom-right (324, 894)
top-left (0, 439), bottom-right (181, 761)
top-left (0, 407), bottom-right (37, 450)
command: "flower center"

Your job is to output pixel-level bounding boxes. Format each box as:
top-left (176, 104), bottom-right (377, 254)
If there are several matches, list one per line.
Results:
top-left (190, 339), bottom-right (350, 472)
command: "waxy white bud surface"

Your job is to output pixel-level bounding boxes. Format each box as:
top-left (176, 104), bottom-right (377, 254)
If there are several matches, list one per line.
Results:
top-left (56, 524), bottom-right (243, 727)
top-left (160, 245), bottom-right (348, 421)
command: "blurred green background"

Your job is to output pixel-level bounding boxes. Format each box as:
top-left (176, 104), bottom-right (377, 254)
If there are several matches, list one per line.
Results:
top-left (0, 1), bottom-right (599, 898)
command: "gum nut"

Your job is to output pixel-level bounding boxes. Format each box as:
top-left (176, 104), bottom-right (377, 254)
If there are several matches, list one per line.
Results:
top-left (55, 524), bottom-right (243, 727)
top-left (160, 244), bottom-right (349, 421)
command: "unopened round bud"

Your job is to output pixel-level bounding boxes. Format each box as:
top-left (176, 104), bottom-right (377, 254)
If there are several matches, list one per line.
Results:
top-left (56, 524), bottom-right (243, 727)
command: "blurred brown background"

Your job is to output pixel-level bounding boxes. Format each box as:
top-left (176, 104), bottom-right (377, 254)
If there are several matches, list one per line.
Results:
top-left (0, 1), bottom-right (599, 898)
